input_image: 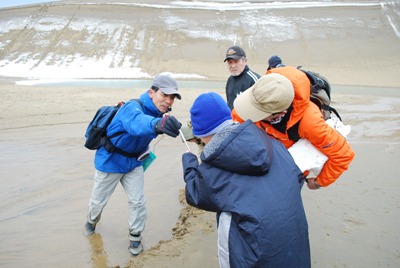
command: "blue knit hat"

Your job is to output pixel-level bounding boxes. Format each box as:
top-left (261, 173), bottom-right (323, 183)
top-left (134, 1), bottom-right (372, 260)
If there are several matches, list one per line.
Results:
top-left (190, 92), bottom-right (232, 138)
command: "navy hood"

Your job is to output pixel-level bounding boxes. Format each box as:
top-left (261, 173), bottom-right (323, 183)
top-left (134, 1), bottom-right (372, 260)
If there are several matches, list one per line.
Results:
top-left (201, 120), bottom-right (272, 176)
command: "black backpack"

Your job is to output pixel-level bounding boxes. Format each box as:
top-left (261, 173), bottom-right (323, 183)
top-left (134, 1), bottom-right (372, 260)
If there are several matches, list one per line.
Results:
top-left (287, 68), bottom-right (342, 141)
top-left (298, 67), bottom-right (342, 121)
top-left (84, 99), bottom-right (142, 157)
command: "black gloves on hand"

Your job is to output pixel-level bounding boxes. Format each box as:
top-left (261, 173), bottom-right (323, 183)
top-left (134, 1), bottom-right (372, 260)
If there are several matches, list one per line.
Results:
top-left (155, 116), bottom-right (181, 138)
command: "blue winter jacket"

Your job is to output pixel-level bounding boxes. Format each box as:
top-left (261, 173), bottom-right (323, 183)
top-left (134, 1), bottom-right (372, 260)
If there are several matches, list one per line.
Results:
top-left (182, 121), bottom-right (311, 268)
top-left (95, 92), bottom-right (163, 173)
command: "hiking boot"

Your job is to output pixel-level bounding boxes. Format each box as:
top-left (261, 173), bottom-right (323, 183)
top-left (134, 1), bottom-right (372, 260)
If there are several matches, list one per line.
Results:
top-left (83, 221), bottom-right (96, 236)
top-left (129, 241), bottom-right (143, 256)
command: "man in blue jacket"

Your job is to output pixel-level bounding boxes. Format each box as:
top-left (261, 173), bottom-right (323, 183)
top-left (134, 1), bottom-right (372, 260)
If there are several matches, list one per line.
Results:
top-left (182, 92), bottom-right (310, 267)
top-left (84, 73), bottom-right (182, 256)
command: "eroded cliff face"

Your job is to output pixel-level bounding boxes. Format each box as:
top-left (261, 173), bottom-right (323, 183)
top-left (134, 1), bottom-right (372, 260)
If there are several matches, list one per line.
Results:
top-left (0, 1), bottom-right (399, 86)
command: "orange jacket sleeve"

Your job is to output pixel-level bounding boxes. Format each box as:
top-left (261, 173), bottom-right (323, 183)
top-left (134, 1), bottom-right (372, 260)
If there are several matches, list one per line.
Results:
top-left (233, 103), bottom-right (355, 187)
top-left (298, 104), bottom-right (355, 187)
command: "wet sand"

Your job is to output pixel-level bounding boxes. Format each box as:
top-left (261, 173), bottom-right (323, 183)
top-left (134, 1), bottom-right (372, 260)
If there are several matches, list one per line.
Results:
top-left (1, 80), bottom-right (400, 267)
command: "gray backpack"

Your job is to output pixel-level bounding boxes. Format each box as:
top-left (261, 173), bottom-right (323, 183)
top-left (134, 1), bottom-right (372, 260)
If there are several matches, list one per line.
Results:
top-left (287, 68), bottom-right (342, 141)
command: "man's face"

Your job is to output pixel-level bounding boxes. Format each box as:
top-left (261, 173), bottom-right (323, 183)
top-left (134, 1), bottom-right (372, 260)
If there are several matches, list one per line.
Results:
top-left (263, 111), bottom-right (287, 124)
top-left (227, 58), bottom-right (247, 76)
top-left (149, 89), bottom-right (176, 113)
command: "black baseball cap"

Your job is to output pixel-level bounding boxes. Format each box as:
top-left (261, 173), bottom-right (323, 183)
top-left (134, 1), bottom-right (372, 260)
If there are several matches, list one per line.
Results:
top-left (224, 46), bottom-right (246, 62)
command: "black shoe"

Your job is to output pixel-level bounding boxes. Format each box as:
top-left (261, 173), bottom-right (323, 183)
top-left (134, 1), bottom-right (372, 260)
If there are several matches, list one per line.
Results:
top-left (129, 241), bottom-right (143, 256)
top-left (83, 221), bottom-right (96, 236)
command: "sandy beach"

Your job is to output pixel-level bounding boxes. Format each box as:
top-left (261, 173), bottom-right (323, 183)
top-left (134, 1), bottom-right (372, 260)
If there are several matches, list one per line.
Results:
top-left (1, 80), bottom-right (400, 268)
top-left (1, 1), bottom-right (400, 268)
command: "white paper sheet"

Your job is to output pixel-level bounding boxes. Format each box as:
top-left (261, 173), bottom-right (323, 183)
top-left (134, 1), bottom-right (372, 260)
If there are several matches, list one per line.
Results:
top-left (288, 118), bottom-right (351, 177)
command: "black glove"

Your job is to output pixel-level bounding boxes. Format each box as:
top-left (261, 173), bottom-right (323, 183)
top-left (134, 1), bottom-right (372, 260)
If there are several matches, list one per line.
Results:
top-left (155, 116), bottom-right (181, 138)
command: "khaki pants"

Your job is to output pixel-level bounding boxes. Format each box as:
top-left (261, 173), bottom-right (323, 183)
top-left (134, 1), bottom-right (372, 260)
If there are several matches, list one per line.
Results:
top-left (87, 166), bottom-right (146, 240)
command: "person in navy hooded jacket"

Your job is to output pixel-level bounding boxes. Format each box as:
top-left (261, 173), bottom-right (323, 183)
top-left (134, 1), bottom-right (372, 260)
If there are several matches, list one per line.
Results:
top-left (84, 73), bottom-right (182, 256)
top-left (182, 92), bottom-right (310, 268)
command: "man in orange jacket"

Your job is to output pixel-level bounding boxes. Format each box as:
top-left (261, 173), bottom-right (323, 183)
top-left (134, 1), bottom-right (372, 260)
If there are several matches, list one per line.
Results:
top-left (232, 69), bottom-right (355, 190)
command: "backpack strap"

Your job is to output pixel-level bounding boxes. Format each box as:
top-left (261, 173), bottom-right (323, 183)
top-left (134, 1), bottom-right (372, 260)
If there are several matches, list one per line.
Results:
top-left (103, 99), bottom-right (144, 158)
top-left (286, 106), bottom-right (342, 143)
top-left (329, 106), bottom-right (342, 121)
top-left (131, 98), bottom-right (143, 108)
top-left (287, 121), bottom-right (301, 142)
top-left (101, 135), bottom-right (141, 158)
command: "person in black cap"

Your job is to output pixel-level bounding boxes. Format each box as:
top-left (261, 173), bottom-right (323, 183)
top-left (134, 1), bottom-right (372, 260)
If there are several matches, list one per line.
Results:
top-left (224, 45), bottom-right (260, 110)
top-left (83, 73), bottom-right (182, 256)
top-left (267, 55), bottom-right (285, 71)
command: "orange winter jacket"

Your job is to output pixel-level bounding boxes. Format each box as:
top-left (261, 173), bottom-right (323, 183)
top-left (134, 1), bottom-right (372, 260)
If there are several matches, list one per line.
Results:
top-left (232, 66), bottom-right (355, 187)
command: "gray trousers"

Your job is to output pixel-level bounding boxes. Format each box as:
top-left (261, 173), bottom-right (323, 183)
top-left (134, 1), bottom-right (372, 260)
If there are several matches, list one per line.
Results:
top-left (87, 166), bottom-right (146, 241)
